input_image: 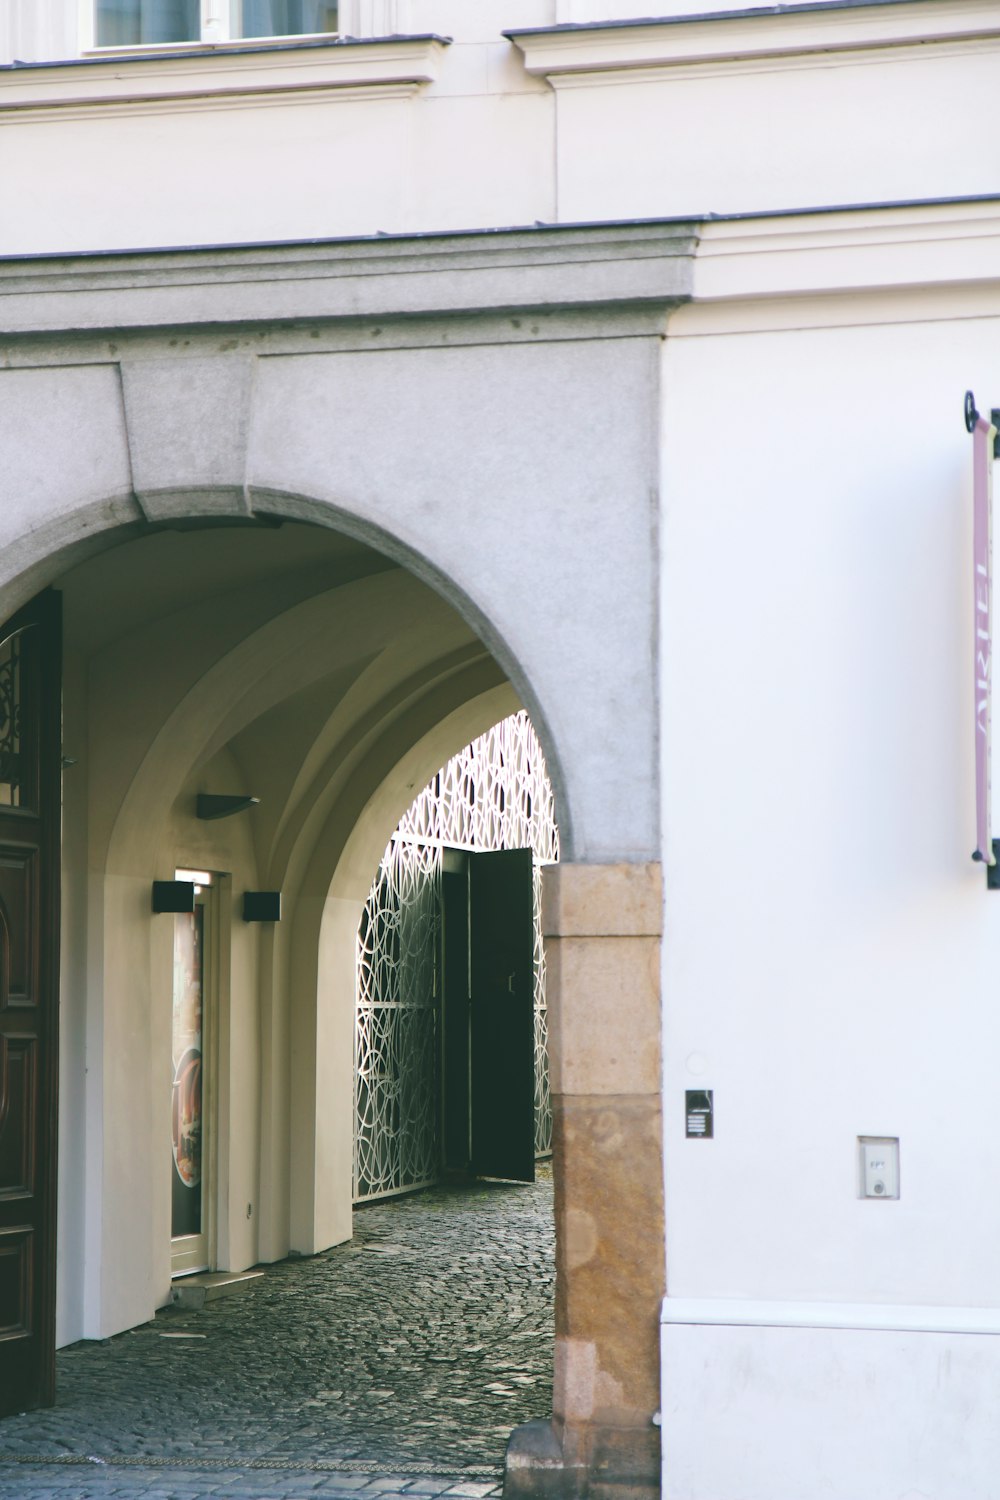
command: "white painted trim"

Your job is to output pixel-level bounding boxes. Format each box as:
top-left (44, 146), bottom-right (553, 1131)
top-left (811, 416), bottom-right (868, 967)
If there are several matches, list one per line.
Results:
top-left (1, 0), bottom-right (85, 63)
top-left (0, 36), bottom-right (447, 115)
top-left (538, 33), bottom-right (998, 89)
top-left (687, 200), bottom-right (1000, 307)
top-left (344, 0), bottom-right (404, 37)
top-left (202, 0), bottom-right (231, 45)
top-left (6, 82), bottom-right (424, 126)
top-left (671, 282), bottom-right (1000, 337)
top-left (508, 0), bottom-right (1000, 78)
top-left (78, 0), bottom-right (95, 54)
top-left (662, 1296), bottom-right (1000, 1336)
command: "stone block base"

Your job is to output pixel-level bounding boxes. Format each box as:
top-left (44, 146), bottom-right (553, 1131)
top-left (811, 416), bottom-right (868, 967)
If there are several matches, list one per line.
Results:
top-left (504, 1419), bottom-right (660, 1500)
top-left (517, 863), bottom-right (665, 1500)
top-left (505, 1419), bottom-right (584, 1500)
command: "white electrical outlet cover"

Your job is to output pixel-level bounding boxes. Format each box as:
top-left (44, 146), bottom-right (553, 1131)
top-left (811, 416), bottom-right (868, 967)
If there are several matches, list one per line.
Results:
top-left (859, 1136), bottom-right (899, 1199)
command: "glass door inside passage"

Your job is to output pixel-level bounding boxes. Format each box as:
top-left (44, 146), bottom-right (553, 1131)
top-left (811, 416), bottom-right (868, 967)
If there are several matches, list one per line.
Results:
top-left (170, 869), bottom-right (214, 1276)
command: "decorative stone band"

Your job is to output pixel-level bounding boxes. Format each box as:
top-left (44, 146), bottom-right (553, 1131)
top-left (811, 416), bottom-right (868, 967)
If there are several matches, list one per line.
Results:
top-left (541, 860), bottom-right (662, 941)
top-left (0, 36), bottom-right (450, 118)
top-left (662, 1297), bottom-right (1000, 1336)
top-left (0, 220), bottom-right (697, 341)
top-left (507, 0), bottom-right (1000, 81)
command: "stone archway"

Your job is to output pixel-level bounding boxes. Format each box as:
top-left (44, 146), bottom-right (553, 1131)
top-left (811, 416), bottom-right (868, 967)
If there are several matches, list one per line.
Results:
top-left (0, 219), bottom-right (688, 1499)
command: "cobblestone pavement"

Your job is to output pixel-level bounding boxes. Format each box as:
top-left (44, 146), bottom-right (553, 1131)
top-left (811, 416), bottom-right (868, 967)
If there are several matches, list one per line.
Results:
top-left (0, 1171), bottom-right (553, 1500)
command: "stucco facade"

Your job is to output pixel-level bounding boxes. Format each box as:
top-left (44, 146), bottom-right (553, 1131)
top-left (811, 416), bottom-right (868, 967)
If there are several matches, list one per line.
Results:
top-left (1, 2), bottom-right (999, 1498)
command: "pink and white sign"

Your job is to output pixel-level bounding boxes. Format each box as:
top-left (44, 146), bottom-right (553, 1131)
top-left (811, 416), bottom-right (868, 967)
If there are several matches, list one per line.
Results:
top-left (974, 414), bottom-right (996, 866)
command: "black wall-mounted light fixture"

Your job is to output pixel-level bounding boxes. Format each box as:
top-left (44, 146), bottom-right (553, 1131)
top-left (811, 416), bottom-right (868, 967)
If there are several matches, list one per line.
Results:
top-left (152, 880), bottom-right (196, 914)
top-left (196, 793), bottom-right (260, 821)
top-left (243, 891), bottom-right (281, 923)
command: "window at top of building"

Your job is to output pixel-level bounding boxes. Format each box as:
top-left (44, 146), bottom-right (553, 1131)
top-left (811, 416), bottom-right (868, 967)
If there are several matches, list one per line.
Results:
top-left (94, 0), bottom-right (339, 48)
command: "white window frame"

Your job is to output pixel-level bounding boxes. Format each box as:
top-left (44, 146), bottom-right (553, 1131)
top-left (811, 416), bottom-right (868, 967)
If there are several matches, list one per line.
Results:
top-left (80, 0), bottom-right (361, 54)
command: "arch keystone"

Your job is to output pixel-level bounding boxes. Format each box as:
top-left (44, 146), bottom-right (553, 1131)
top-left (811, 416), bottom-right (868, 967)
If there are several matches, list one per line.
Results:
top-left (121, 354), bottom-right (257, 520)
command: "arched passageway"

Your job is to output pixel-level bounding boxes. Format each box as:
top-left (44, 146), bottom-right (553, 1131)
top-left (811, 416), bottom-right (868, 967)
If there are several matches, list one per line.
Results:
top-left (0, 511), bottom-right (557, 1487)
top-left (51, 513), bottom-right (556, 1314)
top-left (0, 227), bottom-right (673, 1500)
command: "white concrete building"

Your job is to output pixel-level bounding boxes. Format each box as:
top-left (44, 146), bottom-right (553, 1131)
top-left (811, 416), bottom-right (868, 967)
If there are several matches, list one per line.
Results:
top-left (0, 2), bottom-right (998, 1498)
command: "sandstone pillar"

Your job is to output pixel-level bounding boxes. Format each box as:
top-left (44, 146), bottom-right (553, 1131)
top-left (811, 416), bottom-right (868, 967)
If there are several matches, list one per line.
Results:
top-left (506, 862), bottom-right (664, 1500)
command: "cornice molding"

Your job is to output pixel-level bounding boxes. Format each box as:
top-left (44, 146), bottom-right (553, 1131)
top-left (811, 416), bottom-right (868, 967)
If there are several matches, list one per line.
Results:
top-left (507, 0), bottom-right (1000, 79)
top-left (2, 200), bottom-right (997, 347)
top-left (692, 198), bottom-right (1000, 298)
top-left (0, 34), bottom-right (449, 117)
top-left (665, 198), bottom-right (1000, 333)
top-left (0, 221), bottom-right (698, 341)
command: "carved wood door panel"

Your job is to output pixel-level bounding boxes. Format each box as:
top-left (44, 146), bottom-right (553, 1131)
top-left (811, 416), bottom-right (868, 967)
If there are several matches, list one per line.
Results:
top-left (0, 592), bottom-right (61, 1417)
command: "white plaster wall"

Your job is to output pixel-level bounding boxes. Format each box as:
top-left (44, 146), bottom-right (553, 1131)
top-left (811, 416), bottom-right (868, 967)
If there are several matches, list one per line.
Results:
top-left (0, 94), bottom-right (420, 254)
top-left (660, 310), bottom-right (1000, 1306)
top-left (4, 2), bottom-right (997, 255)
top-left (0, 0), bottom-right (79, 65)
top-left (408, 0), bottom-right (554, 40)
top-left (552, 42), bottom-right (1000, 221)
top-left (658, 305), bottom-right (1000, 1494)
top-left (554, 0), bottom-right (731, 16)
top-left (661, 1321), bottom-right (1000, 1500)
top-left (0, 31), bottom-right (553, 255)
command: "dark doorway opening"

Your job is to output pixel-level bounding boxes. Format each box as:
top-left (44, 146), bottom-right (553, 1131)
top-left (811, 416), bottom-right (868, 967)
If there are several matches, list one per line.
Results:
top-left (443, 848), bottom-right (535, 1184)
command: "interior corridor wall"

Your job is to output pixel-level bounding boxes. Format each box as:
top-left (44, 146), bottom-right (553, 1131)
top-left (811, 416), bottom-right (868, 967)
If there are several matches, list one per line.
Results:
top-left (52, 528), bottom-right (503, 1342)
top-left (54, 551), bottom-right (356, 1342)
top-left (286, 684), bottom-right (523, 1258)
top-left (58, 620), bottom-right (265, 1343)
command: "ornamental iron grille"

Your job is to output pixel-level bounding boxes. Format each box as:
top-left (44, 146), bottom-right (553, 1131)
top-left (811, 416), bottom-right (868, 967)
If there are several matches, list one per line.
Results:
top-left (354, 711), bottom-right (559, 1203)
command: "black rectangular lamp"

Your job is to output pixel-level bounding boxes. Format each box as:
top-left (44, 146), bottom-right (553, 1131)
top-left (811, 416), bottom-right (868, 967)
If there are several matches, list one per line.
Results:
top-left (152, 880), bottom-right (196, 914)
top-left (243, 890), bottom-right (281, 922)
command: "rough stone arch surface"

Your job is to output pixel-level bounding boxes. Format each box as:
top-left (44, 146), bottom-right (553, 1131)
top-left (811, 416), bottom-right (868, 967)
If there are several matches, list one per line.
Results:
top-left (0, 221), bottom-right (689, 1500)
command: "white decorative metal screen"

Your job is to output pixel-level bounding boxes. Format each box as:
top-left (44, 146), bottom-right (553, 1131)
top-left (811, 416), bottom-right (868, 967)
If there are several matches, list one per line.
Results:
top-left (354, 711), bottom-right (559, 1203)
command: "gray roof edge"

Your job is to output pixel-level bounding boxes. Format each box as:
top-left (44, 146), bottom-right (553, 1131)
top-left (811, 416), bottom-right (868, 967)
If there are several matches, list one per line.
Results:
top-left (1, 195), bottom-right (998, 270)
top-left (504, 0), bottom-right (963, 38)
top-left (1, 33), bottom-right (451, 73)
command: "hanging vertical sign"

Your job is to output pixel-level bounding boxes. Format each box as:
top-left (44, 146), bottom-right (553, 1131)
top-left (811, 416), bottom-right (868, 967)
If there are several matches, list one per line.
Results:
top-left (969, 393), bottom-right (998, 867)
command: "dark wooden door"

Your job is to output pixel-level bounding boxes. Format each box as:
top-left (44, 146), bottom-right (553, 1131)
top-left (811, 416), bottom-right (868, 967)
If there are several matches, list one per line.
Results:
top-left (469, 848), bottom-right (535, 1183)
top-left (0, 591), bottom-right (61, 1417)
